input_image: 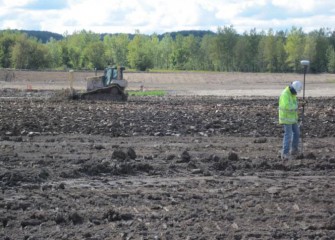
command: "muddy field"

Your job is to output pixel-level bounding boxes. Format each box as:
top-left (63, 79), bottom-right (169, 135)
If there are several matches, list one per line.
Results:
top-left (1, 72), bottom-right (335, 239)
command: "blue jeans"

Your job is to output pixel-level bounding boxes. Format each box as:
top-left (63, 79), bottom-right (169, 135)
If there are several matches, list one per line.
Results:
top-left (282, 124), bottom-right (300, 155)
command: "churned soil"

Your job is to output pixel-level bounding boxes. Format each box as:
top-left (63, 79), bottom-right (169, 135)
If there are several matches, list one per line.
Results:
top-left (1, 88), bottom-right (335, 239)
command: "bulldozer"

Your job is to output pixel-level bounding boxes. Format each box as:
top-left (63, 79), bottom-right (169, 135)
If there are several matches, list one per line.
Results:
top-left (72, 65), bottom-right (128, 101)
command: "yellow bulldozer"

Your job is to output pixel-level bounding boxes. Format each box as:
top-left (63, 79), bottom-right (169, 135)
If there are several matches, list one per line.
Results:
top-left (72, 65), bottom-right (128, 101)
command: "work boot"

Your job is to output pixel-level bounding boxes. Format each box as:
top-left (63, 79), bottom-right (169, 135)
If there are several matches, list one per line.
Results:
top-left (290, 148), bottom-right (299, 156)
top-left (281, 152), bottom-right (290, 161)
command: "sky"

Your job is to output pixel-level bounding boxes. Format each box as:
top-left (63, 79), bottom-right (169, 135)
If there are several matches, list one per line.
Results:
top-left (0, 0), bottom-right (335, 35)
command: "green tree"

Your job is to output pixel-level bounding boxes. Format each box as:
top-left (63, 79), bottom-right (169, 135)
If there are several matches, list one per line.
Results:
top-left (149, 34), bottom-right (160, 69)
top-left (264, 29), bottom-right (277, 72)
top-left (65, 30), bottom-right (101, 69)
top-left (308, 28), bottom-right (329, 73)
top-left (0, 30), bottom-right (18, 68)
top-left (169, 34), bottom-right (200, 70)
top-left (275, 31), bottom-right (288, 72)
top-left (11, 34), bottom-right (51, 69)
top-left (326, 45), bottom-right (335, 73)
top-left (170, 34), bottom-right (189, 70)
top-left (233, 33), bottom-right (252, 72)
top-left (209, 33), bottom-right (223, 71)
top-left (158, 34), bottom-right (174, 69)
top-left (83, 41), bottom-right (106, 69)
top-left (258, 29), bottom-right (288, 72)
top-left (67, 47), bottom-right (81, 69)
top-left (104, 34), bottom-right (129, 66)
top-left (59, 40), bottom-right (71, 68)
top-left (257, 32), bottom-right (267, 72)
top-left (303, 33), bottom-right (317, 72)
top-left (46, 37), bottom-right (63, 68)
top-left (183, 35), bottom-right (202, 70)
top-left (247, 28), bottom-right (262, 72)
top-left (212, 26), bottom-right (238, 71)
top-left (199, 34), bottom-right (215, 71)
top-left (127, 30), bottom-right (153, 71)
top-left (329, 30), bottom-right (335, 50)
top-left (284, 27), bottom-right (305, 72)
top-left (217, 26), bottom-right (238, 71)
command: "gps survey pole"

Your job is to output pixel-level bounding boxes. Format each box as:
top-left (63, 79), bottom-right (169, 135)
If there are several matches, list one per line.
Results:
top-left (300, 60), bottom-right (310, 156)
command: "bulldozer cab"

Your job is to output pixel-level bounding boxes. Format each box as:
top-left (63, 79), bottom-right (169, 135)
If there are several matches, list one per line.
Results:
top-left (103, 66), bottom-right (125, 86)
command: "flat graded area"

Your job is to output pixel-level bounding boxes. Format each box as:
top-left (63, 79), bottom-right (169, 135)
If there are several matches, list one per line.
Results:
top-left (0, 71), bottom-right (335, 239)
top-left (1, 69), bottom-right (335, 96)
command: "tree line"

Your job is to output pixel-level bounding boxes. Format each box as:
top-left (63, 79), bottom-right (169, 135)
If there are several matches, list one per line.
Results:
top-left (1, 26), bottom-right (335, 73)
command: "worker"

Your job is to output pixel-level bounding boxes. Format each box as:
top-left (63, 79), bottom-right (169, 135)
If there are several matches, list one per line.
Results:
top-left (278, 81), bottom-right (303, 160)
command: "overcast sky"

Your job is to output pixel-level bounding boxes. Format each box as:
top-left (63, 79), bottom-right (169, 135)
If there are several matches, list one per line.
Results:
top-left (1, 0), bottom-right (334, 35)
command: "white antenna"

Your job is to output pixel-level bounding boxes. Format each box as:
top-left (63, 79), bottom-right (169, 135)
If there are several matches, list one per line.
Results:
top-left (300, 60), bottom-right (310, 66)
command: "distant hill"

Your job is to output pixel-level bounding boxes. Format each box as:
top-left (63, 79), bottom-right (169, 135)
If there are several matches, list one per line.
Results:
top-left (1, 29), bottom-right (215, 43)
top-left (0, 29), bottom-right (64, 43)
top-left (22, 30), bottom-right (64, 42)
top-left (160, 30), bottom-right (216, 39)
top-left (101, 30), bottom-right (216, 40)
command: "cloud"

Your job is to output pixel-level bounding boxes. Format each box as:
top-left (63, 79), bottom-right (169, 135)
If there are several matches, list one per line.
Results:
top-left (239, 2), bottom-right (287, 20)
top-left (272, 0), bottom-right (315, 12)
top-left (0, 0), bottom-right (335, 34)
top-left (53, 0), bottom-right (217, 34)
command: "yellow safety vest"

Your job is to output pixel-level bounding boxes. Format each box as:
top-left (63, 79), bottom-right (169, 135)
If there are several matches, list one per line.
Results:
top-left (279, 86), bottom-right (298, 124)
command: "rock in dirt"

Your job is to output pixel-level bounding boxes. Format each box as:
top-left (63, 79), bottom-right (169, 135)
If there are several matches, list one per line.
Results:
top-left (0, 136), bottom-right (10, 141)
top-left (305, 152), bottom-right (316, 159)
top-left (266, 186), bottom-right (282, 194)
top-left (112, 149), bottom-right (127, 161)
top-left (94, 144), bottom-right (105, 150)
top-left (191, 169), bottom-right (203, 174)
top-left (68, 212), bottom-right (84, 225)
top-left (166, 154), bottom-right (176, 160)
top-left (228, 151), bottom-right (239, 161)
top-left (254, 137), bottom-right (267, 143)
top-left (80, 161), bottom-right (111, 176)
top-left (127, 147), bottom-right (137, 159)
top-left (213, 159), bottom-right (230, 171)
top-left (111, 148), bottom-right (137, 161)
top-left (179, 150), bottom-right (191, 163)
top-left (57, 182), bottom-right (66, 190)
top-left (21, 219), bottom-right (42, 228)
top-left (0, 217), bottom-right (8, 227)
top-left (104, 209), bottom-right (133, 222)
top-left (292, 203), bottom-right (300, 211)
top-left (54, 214), bottom-right (66, 224)
top-left (323, 215), bottom-right (335, 230)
